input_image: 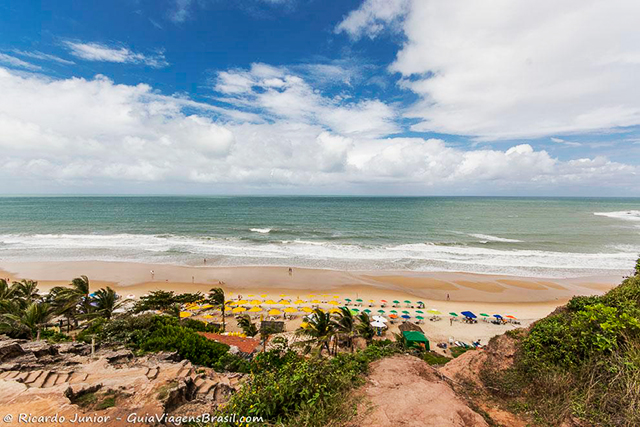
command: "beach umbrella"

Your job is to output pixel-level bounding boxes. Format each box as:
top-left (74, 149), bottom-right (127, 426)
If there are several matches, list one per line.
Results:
top-left (264, 299), bottom-right (277, 305)
top-left (268, 309), bottom-right (281, 315)
top-left (390, 310), bottom-right (398, 314)
top-left (381, 299), bottom-right (387, 303)
top-left (416, 316), bottom-right (424, 320)
top-left (427, 309), bottom-right (441, 315)
top-left (232, 307), bottom-right (247, 314)
top-left (260, 294), bottom-right (267, 298)
top-left (311, 299), bottom-right (321, 304)
top-left (200, 304), bottom-right (213, 309)
top-left (203, 314), bottom-right (214, 319)
top-left (250, 300), bottom-right (262, 305)
top-left (416, 301), bottom-right (424, 305)
top-left (280, 294), bottom-right (288, 297)
top-left (493, 314), bottom-right (503, 319)
top-left (294, 299), bottom-right (306, 304)
top-left (301, 307), bottom-right (313, 313)
top-left (356, 298), bottom-right (363, 302)
top-left (329, 308), bottom-right (341, 314)
top-left (345, 298), bottom-right (352, 302)
top-left (237, 300), bottom-right (248, 305)
top-left (226, 301), bottom-right (237, 306)
top-left (328, 301), bottom-right (339, 305)
top-left (333, 295), bottom-right (339, 299)
top-left (283, 307), bottom-right (297, 313)
top-left (449, 312), bottom-right (458, 316)
top-left (249, 307), bottom-right (262, 312)
top-left (505, 315), bottom-right (517, 319)
top-left (300, 322), bottom-right (309, 329)
top-left (179, 312), bottom-right (192, 318)
top-left (461, 311), bottom-right (477, 319)
top-left (404, 300), bottom-right (411, 304)
top-left (377, 309), bottom-right (386, 313)
top-left (350, 309), bottom-right (360, 314)
top-left (401, 315), bottom-right (411, 320)
top-left (363, 309), bottom-right (372, 313)
top-left (247, 294), bottom-right (254, 297)
top-left (389, 314), bottom-right (398, 319)
top-left (393, 300), bottom-right (400, 304)
top-left (372, 316), bottom-right (388, 323)
top-left (322, 294), bottom-right (329, 298)
top-left (308, 294), bottom-right (316, 297)
top-left (371, 320), bottom-right (386, 328)
top-left (278, 300), bottom-right (290, 305)
top-left (402, 310), bottom-right (410, 314)
top-left (186, 305), bottom-right (199, 311)
top-left (480, 313), bottom-right (489, 317)
top-left (416, 310), bottom-right (424, 314)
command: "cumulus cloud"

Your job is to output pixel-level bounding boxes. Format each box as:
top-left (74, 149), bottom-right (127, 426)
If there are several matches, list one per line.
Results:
top-left (64, 41), bottom-right (169, 68)
top-left (0, 67), bottom-right (636, 194)
top-left (338, 0), bottom-right (640, 140)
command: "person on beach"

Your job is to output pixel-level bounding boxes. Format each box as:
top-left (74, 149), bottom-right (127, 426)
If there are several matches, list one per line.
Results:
top-left (288, 267), bottom-right (293, 275)
top-left (204, 258), bottom-right (207, 265)
top-left (150, 270), bottom-right (155, 280)
top-left (446, 293), bottom-right (450, 301)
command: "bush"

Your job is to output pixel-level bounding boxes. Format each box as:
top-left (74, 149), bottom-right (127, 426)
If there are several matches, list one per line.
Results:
top-left (40, 329), bottom-right (71, 343)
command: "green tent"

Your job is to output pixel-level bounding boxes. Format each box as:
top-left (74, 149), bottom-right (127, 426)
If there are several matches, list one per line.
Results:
top-left (402, 330), bottom-right (430, 351)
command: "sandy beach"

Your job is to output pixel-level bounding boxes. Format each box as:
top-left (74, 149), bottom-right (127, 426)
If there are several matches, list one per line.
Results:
top-left (0, 260), bottom-right (623, 351)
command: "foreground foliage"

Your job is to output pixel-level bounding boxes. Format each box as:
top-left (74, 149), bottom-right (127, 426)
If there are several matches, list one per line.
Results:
top-left (481, 272), bottom-right (640, 427)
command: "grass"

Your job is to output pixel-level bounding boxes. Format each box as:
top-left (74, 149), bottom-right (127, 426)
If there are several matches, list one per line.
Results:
top-left (451, 346), bottom-right (476, 358)
top-left (423, 351), bottom-right (452, 365)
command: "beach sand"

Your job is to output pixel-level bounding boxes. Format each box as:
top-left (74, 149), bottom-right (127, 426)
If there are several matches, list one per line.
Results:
top-left (0, 261), bottom-right (622, 352)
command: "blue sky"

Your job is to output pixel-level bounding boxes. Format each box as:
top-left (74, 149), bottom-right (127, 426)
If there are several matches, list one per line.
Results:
top-left (0, 0), bottom-right (639, 195)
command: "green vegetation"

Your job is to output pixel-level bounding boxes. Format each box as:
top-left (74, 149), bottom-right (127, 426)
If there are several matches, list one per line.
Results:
top-left (480, 271), bottom-right (640, 427)
top-left (423, 351), bottom-right (451, 365)
top-left (450, 346), bottom-right (476, 358)
top-left (217, 341), bottom-right (399, 426)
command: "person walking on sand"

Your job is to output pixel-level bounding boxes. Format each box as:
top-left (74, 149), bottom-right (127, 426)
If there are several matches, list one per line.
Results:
top-left (150, 270), bottom-right (155, 280)
top-left (204, 258), bottom-right (207, 265)
top-left (446, 293), bottom-right (450, 301)
top-left (288, 267), bottom-right (293, 276)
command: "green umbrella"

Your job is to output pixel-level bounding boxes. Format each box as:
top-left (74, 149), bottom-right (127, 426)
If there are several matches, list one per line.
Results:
top-left (449, 312), bottom-right (458, 316)
top-left (416, 315), bottom-right (424, 320)
top-left (350, 308), bottom-right (360, 314)
top-left (402, 310), bottom-right (409, 314)
top-left (416, 310), bottom-right (424, 314)
top-left (392, 300), bottom-right (400, 304)
top-left (416, 301), bottom-right (424, 304)
top-left (345, 298), bottom-right (352, 301)
top-left (480, 313), bottom-right (489, 317)
top-left (356, 298), bottom-right (363, 302)
top-left (377, 309), bottom-right (385, 313)
top-left (363, 309), bottom-right (371, 313)
top-left (390, 310), bottom-right (398, 313)
top-left (404, 300), bottom-right (411, 303)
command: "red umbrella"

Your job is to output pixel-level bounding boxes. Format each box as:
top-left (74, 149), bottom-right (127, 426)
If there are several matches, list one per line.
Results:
top-left (505, 315), bottom-right (516, 319)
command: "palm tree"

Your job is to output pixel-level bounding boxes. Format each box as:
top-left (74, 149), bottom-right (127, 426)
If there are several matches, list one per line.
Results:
top-left (4, 302), bottom-right (53, 340)
top-left (0, 278), bottom-right (18, 301)
top-left (296, 308), bottom-right (335, 356)
top-left (88, 287), bottom-right (127, 320)
top-left (355, 312), bottom-right (375, 344)
top-left (237, 314), bottom-right (258, 337)
top-left (208, 287), bottom-right (226, 332)
top-left (15, 280), bottom-right (40, 305)
top-left (332, 307), bottom-right (356, 352)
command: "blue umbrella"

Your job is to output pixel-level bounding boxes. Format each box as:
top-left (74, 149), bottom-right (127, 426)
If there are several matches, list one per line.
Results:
top-left (493, 314), bottom-right (503, 319)
top-left (461, 311), bottom-right (477, 319)
top-left (401, 314), bottom-right (411, 320)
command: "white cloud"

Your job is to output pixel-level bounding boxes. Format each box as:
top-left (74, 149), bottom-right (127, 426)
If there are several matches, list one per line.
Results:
top-left (12, 50), bottom-right (75, 65)
top-left (335, 0), bottom-right (409, 40)
top-left (339, 0), bottom-right (640, 141)
top-left (170, 0), bottom-right (193, 23)
top-left (0, 53), bottom-right (41, 71)
top-left (0, 67), bottom-right (636, 194)
top-left (64, 41), bottom-right (169, 68)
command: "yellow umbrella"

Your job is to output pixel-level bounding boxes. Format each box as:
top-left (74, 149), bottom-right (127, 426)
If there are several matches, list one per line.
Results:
top-left (179, 311), bottom-right (192, 318)
top-left (311, 299), bottom-right (321, 304)
top-left (328, 301), bottom-right (339, 306)
top-left (308, 294), bottom-right (316, 298)
top-left (260, 294), bottom-right (267, 298)
top-left (249, 306), bottom-right (262, 312)
top-left (333, 295), bottom-right (339, 299)
top-left (203, 314), bottom-right (214, 319)
top-left (186, 305), bottom-right (199, 310)
top-left (317, 308), bottom-right (326, 313)
top-left (301, 307), bottom-right (313, 313)
top-left (278, 299), bottom-right (290, 305)
top-left (283, 307), bottom-right (297, 313)
top-left (279, 294), bottom-right (288, 297)
top-left (226, 301), bottom-right (236, 306)
top-left (200, 304), bottom-right (213, 309)
top-left (300, 322), bottom-right (309, 329)
top-left (329, 308), bottom-right (341, 314)
top-left (268, 308), bottom-right (281, 315)
top-left (250, 300), bottom-right (262, 305)
top-left (248, 294), bottom-right (254, 297)
top-left (294, 299), bottom-right (306, 304)
top-left (232, 307), bottom-right (247, 313)
top-left (264, 299), bottom-right (277, 305)
top-left (237, 300), bottom-right (248, 305)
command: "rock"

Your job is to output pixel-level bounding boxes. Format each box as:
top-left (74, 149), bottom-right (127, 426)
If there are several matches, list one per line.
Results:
top-left (103, 350), bottom-right (134, 364)
top-left (154, 351), bottom-right (181, 362)
top-left (57, 342), bottom-right (91, 356)
top-left (0, 340), bottom-right (26, 362)
top-left (22, 341), bottom-right (58, 358)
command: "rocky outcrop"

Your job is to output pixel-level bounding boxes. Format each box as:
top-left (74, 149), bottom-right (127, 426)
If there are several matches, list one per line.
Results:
top-left (0, 338), bottom-right (245, 427)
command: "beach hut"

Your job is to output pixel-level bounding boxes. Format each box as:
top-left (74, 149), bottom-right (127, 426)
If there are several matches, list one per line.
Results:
top-left (401, 331), bottom-right (430, 351)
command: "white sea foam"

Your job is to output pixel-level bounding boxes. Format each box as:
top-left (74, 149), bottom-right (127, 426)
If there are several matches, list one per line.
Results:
top-left (250, 228), bottom-right (272, 233)
top-left (0, 233), bottom-right (637, 278)
top-left (594, 210), bottom-right (640, 222)
top-left (469, 233), bottom-right (522, 243)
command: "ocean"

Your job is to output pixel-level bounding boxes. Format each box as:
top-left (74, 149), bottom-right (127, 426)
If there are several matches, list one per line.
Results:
top-left (0, 196), bottom-right (639, 278)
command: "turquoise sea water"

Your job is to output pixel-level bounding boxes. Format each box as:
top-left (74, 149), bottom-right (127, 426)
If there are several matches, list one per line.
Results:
top-left (0, 196), bottom-right (639, 278)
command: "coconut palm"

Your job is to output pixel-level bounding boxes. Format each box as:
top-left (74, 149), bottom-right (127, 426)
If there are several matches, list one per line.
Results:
top-left (296, 308), bottom-right (335, 356)
top-left (237, 314), bottom-right (258, 337)
top-left (332, 306), bottom-right (356, 352)
top-left (87, 287), bottom-right (127, 320)
top-left (15, 280), bottom-right (40, 304)
top-left (0, 279), bottom-right (19, 302)
top-left (355, 312), bottom-right (375, 343)
top-left (208, 287), bottom-right (226, 332)
top-left (3, 302), bottom-right (53, 340)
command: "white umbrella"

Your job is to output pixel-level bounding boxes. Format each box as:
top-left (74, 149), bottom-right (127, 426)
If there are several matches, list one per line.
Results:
top-left (370, 320), bottom-right (387, 328)
top-left (372, 315), bottom-right (388, 323)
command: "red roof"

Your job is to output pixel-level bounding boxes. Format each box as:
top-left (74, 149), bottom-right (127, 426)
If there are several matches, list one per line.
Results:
top-left (198, 332), bottom-right (261, 354)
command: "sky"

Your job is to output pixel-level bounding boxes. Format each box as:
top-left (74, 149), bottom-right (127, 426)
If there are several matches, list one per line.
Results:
top-left (0, 0), bottom-right (639, 196)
